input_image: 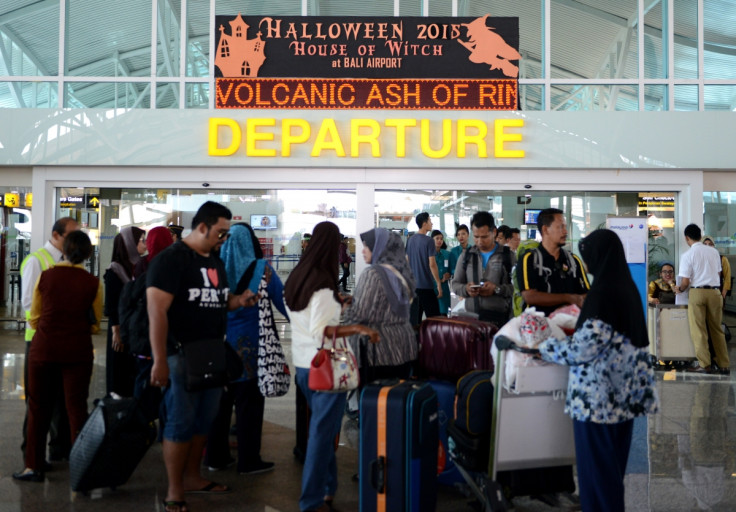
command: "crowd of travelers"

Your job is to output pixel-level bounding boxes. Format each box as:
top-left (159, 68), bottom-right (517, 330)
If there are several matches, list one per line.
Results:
top-left (28, 202), bottom-right (736, 511)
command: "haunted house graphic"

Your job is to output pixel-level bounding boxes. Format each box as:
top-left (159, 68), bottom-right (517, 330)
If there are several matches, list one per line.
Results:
top-left (215, 14), bottom-right (266, 78)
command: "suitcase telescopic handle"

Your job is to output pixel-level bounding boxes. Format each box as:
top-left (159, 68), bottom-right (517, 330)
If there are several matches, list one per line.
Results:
top-left (371, 456), bottom-right (386, 493)
top-left (494, 335), bottom-right (541, 355)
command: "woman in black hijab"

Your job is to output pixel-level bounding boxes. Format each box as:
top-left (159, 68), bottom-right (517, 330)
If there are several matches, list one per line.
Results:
top-left (537, 229), bottom-right (659, 512)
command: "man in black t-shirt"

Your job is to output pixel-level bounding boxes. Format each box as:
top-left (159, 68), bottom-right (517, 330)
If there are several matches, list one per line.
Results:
top-left (147, 201), bottom-right (258, 509)
top-left (508, 207), bottom-right (589, 503)
top-left (517, 208), bottom-right (589, 316)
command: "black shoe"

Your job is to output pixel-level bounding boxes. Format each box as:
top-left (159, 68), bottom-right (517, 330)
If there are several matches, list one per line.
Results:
top-left (12, 469), bottom-right (45, 482)
top-left (42, 461), bottom-right (53, 472)
top-left (239, 460), bottom-right (275, 475)
top-left (718, 367), bottom-right (731, 375)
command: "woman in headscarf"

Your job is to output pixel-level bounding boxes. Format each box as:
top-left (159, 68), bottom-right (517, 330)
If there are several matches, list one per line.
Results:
top-left (431, 229), bottom-right (452, 315)
top-left (205, 223), bottom-right (288, 475)
top-left (104, 226), bottom-right (145, 396)
top-left (284, 221), bottom-right (378, 512)
top-left (130, 226), bottom-right (173, 416)
top-left (536, 229), bottom-right (659, 512)
top-left (133, 225), bottom-right (174, 278)
top-left (344, 228), bottom-right (417, 381)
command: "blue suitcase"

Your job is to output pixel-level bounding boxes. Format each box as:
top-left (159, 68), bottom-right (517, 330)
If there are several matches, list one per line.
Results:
top-left (359, 380), bottom-right (438, 512)
top-left (427, 380), bottom-right (464, 486)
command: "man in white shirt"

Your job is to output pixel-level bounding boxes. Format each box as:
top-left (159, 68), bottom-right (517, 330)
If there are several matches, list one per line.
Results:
top-left (19, 217), bottom-right (79, 462)
top-left (674, 223), bottom-right (730, 375)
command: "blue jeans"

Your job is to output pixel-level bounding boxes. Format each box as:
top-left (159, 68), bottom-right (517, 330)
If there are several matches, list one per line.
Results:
top-left (295, 367), bottom-right (347, 512)
top-left (162, 353), bottom-right (222, 442)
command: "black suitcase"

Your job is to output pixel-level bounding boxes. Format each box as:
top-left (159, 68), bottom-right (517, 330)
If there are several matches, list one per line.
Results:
top-left (359, 380), bottom-right (438, 512)
top-left (69, 395), bottom-right (157, 492)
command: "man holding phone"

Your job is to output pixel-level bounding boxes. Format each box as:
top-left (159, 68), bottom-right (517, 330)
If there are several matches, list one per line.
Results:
top-left (451, 211), bottom-right (514, 326)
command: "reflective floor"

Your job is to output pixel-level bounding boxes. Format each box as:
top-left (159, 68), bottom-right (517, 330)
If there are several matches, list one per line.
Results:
top-left (1, 302), bottom-right (736, 512)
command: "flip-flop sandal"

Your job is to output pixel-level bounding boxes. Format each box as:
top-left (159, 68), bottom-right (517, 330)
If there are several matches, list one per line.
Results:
top-left (163, 500), bottom-right (189, 512)
top-left (185, 481), bottom-right (232, 494)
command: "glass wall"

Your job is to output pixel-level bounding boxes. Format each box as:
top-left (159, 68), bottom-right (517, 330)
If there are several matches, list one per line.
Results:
top-left (52, 187), bottom-right (358, 281)
top-left (375, 189), bottom-right (677, 278)
top-left (1, 0), bottom-right (734, 111)
top-left (39, 186), bottom-right (679, 282)
top-left (704, 191), bottom-right (736, 311)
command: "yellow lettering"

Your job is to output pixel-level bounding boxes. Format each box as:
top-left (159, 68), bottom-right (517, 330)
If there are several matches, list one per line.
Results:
top-left (457, 120), bottom-right (487, 158)
top-left (420, 119), bottom-right (452, 159)
top-left (350, 119), bottom-right (381, 157)
top-left (281, 118), bottom-right (311, 157)
top-left (385, 118), bottom-right (416, 158)
top-left (246, 118), bottom-right (276, 157)
top-left (494, 119), bottom-right (524, 158)
top-left (208, 118), bottom-right (241, 156)
top-left (311, 119), bottom-right (346, 157)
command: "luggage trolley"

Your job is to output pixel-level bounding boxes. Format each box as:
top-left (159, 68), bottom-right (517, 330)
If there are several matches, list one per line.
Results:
top-left (647, 304), bottom-right (696, 367)
top-left (448, 336), bottom-right (576, 512)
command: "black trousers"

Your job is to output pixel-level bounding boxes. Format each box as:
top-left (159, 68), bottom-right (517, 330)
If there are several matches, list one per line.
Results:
top-left (206, 379), bottom-right (266, 472)
top-left (339, 263), bottom-right (351, 289)
top-left (410, 288), bottom-right (441, 327)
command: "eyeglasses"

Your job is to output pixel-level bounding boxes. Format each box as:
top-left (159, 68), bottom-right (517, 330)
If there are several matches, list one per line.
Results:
top-left (661, 270), bottom-right (674, 274)
top-left (217, 231), bottom-right (229, 240)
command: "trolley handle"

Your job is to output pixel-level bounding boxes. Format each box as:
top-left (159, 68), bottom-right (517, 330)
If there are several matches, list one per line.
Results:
top-left (494, 335), bottom-right (541, 355)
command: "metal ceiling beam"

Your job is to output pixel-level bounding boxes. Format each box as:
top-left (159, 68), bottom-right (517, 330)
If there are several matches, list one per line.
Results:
top-left (0, 0), bottom-right (57, 26)
top-left (0, 34), bottom-right (26, 107)
top-left (555, 0), bottom-right (736, 56)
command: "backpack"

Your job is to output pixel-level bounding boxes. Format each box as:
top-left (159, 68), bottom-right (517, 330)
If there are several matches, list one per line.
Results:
top-left (512, 242), bottom-right (581, 316)
top-left (446, 369), bottom-right (494, 472)
top-left (511, 240), bottom-right (540, 316)
top-left (119, 274), bottom-right (150, 357)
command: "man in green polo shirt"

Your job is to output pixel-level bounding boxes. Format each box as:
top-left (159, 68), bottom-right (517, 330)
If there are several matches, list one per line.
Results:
top-left (19, 217), bottom-right (79, 464)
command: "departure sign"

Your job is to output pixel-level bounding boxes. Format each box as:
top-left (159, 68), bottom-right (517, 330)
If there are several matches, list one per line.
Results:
top-left (214, 14), bottom-right (519, 110)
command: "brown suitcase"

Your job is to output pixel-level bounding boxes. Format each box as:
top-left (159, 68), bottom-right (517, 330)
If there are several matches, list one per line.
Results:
top-left (417, 316), bottom-right (496, 382)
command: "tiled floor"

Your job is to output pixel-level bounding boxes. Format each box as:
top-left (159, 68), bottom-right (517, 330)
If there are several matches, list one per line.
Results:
top-left (1, 302), bottom-right (736, 511)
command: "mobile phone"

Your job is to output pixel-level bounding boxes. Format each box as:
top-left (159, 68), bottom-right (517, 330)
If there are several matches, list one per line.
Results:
top-left (470, 282), bottom-right (484, 289)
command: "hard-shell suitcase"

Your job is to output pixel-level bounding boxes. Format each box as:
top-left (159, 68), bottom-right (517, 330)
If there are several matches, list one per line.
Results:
top-left (359, 380), bottom-right (439, 512)
top-left (418, 316), bottom-right (496, 381)
top-left (69, 395), bottom-right (157, 492)
top-left (427, 379), bottom-right (464, 486)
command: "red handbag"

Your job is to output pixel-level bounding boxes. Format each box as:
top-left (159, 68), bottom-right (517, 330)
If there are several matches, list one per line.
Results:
top-left (308, 331), bottom-right (360, 392)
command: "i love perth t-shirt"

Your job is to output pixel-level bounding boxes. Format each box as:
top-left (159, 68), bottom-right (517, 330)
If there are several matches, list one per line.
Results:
top-left (146, 241), bottom-right (229, 348)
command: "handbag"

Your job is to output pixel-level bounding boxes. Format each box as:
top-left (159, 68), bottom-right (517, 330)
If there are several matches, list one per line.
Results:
top-left (308, 331), bottom-right (360, 393)
top-left (255, 272), bottom-right (291, 398)
top-left (179, 339), bottom-right (228, 392)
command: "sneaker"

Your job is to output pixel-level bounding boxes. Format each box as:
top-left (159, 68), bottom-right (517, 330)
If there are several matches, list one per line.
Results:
top-left (239, 460), bottom-right (275, 475)
top-left (207, 457), bottom-right (236, 472)
top-left (717, 367), bottom-right (731, 376)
